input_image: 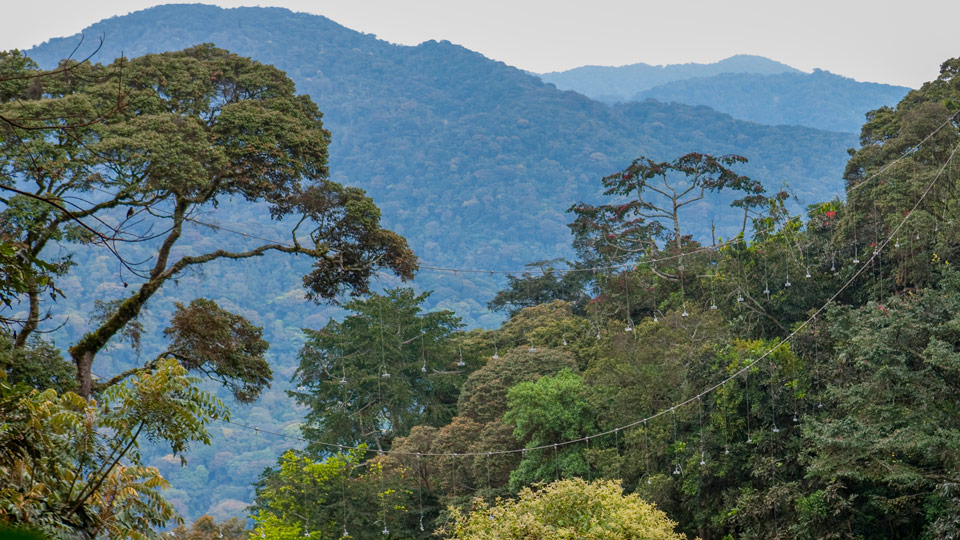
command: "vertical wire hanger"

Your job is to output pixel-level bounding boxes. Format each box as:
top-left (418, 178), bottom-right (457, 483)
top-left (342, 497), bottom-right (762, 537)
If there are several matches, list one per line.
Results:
top-left (379, 458), bottom-right (389, 535)
top-left (377, 301), bottom-right (389, 455)
top-left (783, 232), bottom-right (792, 288)
top-left (814, 315), bottom-right (823, 410)
top-left (624, 267), bottom-right (634, 332)
top-left (736, 235), bottom-right (745, 306)
top-left (873, 197), bottom-right (882, 257)
top-left (379, 302), bottom-right (390, 379)
top-left (672, 407), bottom-right (681, 475)
top-left (792, 379), bottom-right (800, 425)
top-left (456, 271), bottom-right (467, 366)
top-left (722, 394), bottom-right (730, 455)
top-left (338, 321), bottom-right (348, 386)
top-left (874, 197), bottom-right (882, 300)
top-left (554, 443), bottom-right (560, 481)
top-left (852, 199), bottom-right (861, 264)
top-left (337, 323), bottom-right (349, 419)
top-left (709, 231), bottom-right (719, 310)
top-left (643, 419), bottom-right (651, 484)
top-left (486, 452), bottom-right (493, 496)
top-left (770, 359), bottom-right (780, 434)
top-left (594, 267), bottom-right (603, 336)
top-left (680, 255), bottom-right (690, 317)
top-left (586, 436), bottom-right (592, 481)
top-left (746, 367), bottom-right (753, 444)
top-left (419, 319), bottom-right (427, 373)
top-left (652, 272), bottom-right (660, 322)
top-left (341, 461), bottom-right (350, 538)
top-left (762, 232), bottom-right (771, 297)
top-left (417, 453), bottom-right (425, 532)
top-left (698, 396), bottom-right (706, 466)
top-left (614, 427), bottom-right (621, 478)
top-left (451, 453), bottom-right (458, 500)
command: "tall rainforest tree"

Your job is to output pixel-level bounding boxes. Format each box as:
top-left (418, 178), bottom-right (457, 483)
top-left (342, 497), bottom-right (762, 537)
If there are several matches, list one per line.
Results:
top-left (568, 152), bottom-right (767, 270)
top-left (0, 43), bottom-right (416, 398)
top-left (294, 289), bottom-right (467, 452)
top-left (558, 153), bottom-right (776, 327)
top-left (0, 44), bottom-right (416, 538)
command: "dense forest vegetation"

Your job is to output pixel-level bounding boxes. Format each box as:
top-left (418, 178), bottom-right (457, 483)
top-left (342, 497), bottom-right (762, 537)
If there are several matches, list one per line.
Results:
top-left (3, 5), bottom-right (960, 539)
top-left (2, 4), bottom-right (870, 522)
top-left (633, 70), bottom-right (910, 133)
top-left (244, 57), bottom-right (960, 539)
top-left (540, 57), bottom-right (908, 133)
top-left (540, 54), bottom-right (801, 102)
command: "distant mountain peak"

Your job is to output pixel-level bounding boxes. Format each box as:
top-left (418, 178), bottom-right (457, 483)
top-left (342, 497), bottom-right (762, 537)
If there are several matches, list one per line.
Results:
top-left (711, 54), bottom-right (802, 73)
top-left (539, 55), bottom-right (801, 102)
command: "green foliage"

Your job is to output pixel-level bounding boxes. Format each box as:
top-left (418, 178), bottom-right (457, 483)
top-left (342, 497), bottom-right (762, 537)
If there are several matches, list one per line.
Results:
top-left (7, 5), bottom-right (960, 535)
top-left (441, 478), bottom-right (687, 540)
top-left (10, 10), bottom-right (863, 520)
top-left (0, 238), bottom-right (61, 328)
top-left (0, 358), bottom-right (226, 538)
top-left (800, 271), bottom-right (960, 538)
top-left (164, 298), bottom-right (272, 404)
top-left (1, 40), bottom-right (416, 396)
top-left (294, 289), bottom-right (467, 450)
top-left (0, 333), bottom-right (76, 393)
top-left (489, 300), bottom-right (595, 362)
top-left (0, 35), bottom-right (418, 524)
top-left (458, 347), bottom-right (577, 424)
top-left (487, 261), bottom-right (591, 316)
top-left (570, 152), bottom-right (765, 263)
top-left (252, 449), bottom-right (415, 540)
top-left (837, 58), bottom-right (960, 298)
top-left (505, 370), bottom-right (597, 488)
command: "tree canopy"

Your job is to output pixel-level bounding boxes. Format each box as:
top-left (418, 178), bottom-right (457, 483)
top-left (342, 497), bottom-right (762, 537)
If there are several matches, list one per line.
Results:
top-left (441, 478), bottom-right (687, 540)
top-left (0, 44), bottom-right (417, 537)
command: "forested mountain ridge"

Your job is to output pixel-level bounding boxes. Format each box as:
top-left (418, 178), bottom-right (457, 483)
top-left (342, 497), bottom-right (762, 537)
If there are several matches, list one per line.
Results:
top-left (27, 4), bottom-right (855, 278)
top-left (634, 69), bottom-right (910, 132)
top-left (542, 56), bottom-right (909, 133)
top-left (16, 3), bottom-right (858, 523)
top-left (539, 54), bottom-right (801, 102)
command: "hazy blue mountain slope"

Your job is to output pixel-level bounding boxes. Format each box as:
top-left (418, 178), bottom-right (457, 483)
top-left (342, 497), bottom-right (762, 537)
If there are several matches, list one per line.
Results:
top-left (634, 70), bottom-right (910, 132)
top-left (539, 54), bottom-right (800, 102)
top-left (23, 4), bottom-right (858, 522)
top-left (28, 5), bottom-right (856, 284)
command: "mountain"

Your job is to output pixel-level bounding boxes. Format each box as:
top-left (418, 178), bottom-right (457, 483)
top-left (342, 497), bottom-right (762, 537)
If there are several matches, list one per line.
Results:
top-left (634, 69), bottom-right (910, 132)
top-left (22, 4), bottom-right (858, 522)
top-left (539, 54), bottom-right (801, 103)
top-left (27, 6), bottom-right (855, 292)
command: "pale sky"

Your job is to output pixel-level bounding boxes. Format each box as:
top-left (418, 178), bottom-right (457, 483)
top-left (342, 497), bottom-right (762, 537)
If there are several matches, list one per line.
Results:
top-left (4, 0), bottom-right (958, 88)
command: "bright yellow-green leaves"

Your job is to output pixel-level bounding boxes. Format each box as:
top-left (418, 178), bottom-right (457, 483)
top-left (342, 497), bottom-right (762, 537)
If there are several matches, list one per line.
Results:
top-left (251, 447), bottom-right (414, 540)
top-left (0, 359), bottom-right (226, 538)
top-left (441, 478), bottom-right (687, 540)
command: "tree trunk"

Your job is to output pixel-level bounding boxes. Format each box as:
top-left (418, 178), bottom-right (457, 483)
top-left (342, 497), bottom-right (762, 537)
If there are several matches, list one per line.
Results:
top-left (69, 278), bottom-right (164, 397)
top-left (68, 202), bottom-right (186, 398)
top-left (13, 287), bottom-right (40, 348)
top-left (76, 350), bottom-right (94, 398)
